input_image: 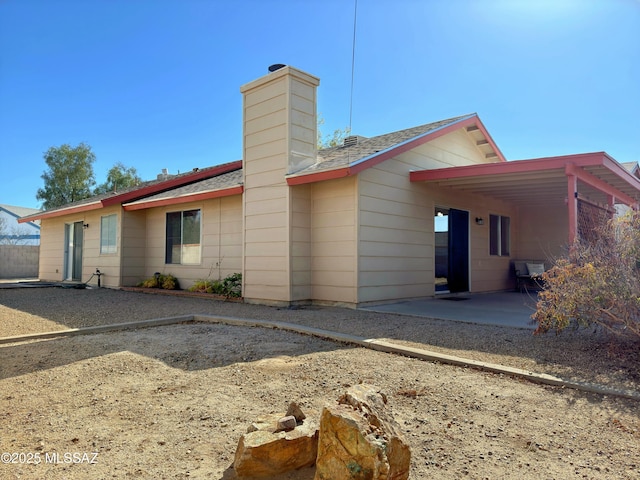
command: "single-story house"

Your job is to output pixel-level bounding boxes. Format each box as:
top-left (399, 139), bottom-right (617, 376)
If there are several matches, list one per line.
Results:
top-left (20, 65), bottom-right (640, 306)
top-left (1, 204), bottom-right (41, 245)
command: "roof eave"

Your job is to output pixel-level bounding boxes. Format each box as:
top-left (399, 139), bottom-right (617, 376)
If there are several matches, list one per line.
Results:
top-left (18, 201), bottom-right (103, 223)
top-left (19, 160), bottom-right (243, 222)
top-left (409, 152), bottom-right (609, 183)
top-left (102, 160), bottom-right (243, 206)
top-left (123, 185), bottom-right (244, 211)
top-left (286, 113), bottom-right (505, 185)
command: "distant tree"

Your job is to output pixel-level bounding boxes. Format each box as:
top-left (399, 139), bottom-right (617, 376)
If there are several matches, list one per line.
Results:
top-left (317, 114), bottom-right (351, 149)
top-left (94, 162), bottom-right (142, 194)
top-left (36, 143), bottom-right (96, 210)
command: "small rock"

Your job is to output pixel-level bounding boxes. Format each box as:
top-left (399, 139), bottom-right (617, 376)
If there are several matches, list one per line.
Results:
top-left (276, 415), bottom-right (297, 432)
top-left (286, 402), bottom-right (306, 423)
top-left (234, 418), bottom-right (318, 478)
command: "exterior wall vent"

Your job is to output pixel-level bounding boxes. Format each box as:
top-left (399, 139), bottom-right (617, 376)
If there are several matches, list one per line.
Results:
top-left (343, 136), bottom-right (359, 147)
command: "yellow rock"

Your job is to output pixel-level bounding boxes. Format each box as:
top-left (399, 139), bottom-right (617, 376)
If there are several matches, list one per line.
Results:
top-left (315, 385), bottom-right (410, 480)
top-left (233, 416), bottom-right (318, 478)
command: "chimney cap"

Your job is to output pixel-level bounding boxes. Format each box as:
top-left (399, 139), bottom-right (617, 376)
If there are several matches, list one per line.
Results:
top-left (268, 64), bottom-right (287, 73)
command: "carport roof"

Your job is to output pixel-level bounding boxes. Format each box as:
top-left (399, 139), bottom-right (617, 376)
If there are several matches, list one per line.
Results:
top-left (410, 152), bottom-right (640, 208)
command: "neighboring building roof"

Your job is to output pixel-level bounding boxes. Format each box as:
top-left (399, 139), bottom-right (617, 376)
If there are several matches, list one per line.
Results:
top-left (0, 204), bottom-right (42, 228)
top-left (622, 161), bottom-right (640, 178)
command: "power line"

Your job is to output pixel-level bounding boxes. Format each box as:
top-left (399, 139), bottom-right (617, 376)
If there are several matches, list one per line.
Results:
top-left (348, 0), bottom-right (358, 134)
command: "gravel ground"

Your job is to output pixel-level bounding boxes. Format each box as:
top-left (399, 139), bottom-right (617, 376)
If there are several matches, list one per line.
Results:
top-left (1, 286), bottom-right (639, 393)
top-left (1, 286), bottom-right (639, 479)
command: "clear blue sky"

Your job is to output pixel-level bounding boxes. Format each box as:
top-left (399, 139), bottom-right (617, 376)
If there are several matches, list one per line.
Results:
top-left (1, 0), bottom-right (638, 210)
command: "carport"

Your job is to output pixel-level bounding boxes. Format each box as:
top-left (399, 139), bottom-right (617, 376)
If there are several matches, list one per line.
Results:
top-left (410, 152), bottom-right (640, 245)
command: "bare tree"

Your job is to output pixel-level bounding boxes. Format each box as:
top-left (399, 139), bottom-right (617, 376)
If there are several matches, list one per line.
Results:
top-left (0, 216), bottom-right (32, 245)
top-left (0, 217), bottom-right (29, 245)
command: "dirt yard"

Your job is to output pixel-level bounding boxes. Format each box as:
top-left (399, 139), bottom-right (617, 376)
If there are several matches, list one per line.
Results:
top-left (1, 287), bottom-right (639, 479)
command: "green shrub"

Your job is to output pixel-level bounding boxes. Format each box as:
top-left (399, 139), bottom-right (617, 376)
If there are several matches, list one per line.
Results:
top-left (220, 272), bottom-right (242, 298)
top-left (188, 273), bottom-right (242, 298)
top-left (189, 279), bottom-right (216, 294)
top-left (137, 273), bottom-right (180, 290)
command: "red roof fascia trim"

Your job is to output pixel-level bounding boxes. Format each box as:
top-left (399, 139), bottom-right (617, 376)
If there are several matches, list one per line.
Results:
top-left (18, 202), bottom-right (102, 223)
top-left (513, 152), bottom-right (606, 164)
top-left (102, 160), bottom-right (243, 207)
top-left (565, 163), bottom-right (638, 207)
top-left (409, 153), bottom-right (605, 183)
top-left (286, 167), bottom-right (351, 186)
top-left (123, 186), bottom-right (244, 211)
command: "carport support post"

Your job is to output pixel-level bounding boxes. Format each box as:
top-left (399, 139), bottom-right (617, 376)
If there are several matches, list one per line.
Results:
top-left (567, 172), bottom-right (578, 245)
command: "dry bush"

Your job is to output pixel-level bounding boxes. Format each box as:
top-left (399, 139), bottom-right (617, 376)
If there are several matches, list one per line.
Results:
top-left (533, 210), bottom-right (640, 339)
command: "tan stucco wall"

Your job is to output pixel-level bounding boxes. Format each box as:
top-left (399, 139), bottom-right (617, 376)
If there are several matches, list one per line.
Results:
top-left (82, 205), bottom-right (124, 287)
top-left (241, 66), bottom-right (319, 304)
top-left (355, 129), bottom-right (517, 304)
top-left (399, 128), bottom-right (497, 168)
top-left (516, 202), bottom-right (569, 261)
top-left (142, 196), bottom-right (242, 290)
top-left (38, 217), bottom-right (65, 282)
top-left (358, 159), bottom-right (432, 303)
top-left (291, 184), bottom-right (312, 301)
top-left (120, 210), bottom-right (147, 286)
top-left (310, 176), bottom-right (358, 304)
top-left (37, 205), bottom-right (123, 287)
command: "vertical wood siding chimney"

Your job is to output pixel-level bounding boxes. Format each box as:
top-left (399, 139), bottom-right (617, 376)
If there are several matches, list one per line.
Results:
top-left (240, 66), bottom-right (320, 304)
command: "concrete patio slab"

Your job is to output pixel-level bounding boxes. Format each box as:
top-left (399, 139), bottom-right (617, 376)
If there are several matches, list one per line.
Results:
top-left (360, 291), bottom-right (539, 329)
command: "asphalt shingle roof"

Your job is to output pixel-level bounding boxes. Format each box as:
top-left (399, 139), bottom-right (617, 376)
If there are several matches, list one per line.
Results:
top-left (124, 169), bottom-right (243, 204)
top-left (301, 114), bottom-right (475, 175)
top-left (24, 115), bottom-right (477, 216)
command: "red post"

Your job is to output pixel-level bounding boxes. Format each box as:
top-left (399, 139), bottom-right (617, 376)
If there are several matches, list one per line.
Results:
top-left (567, 173), bottom-right (578, 245)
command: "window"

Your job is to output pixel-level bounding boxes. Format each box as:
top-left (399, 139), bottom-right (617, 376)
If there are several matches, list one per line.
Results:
top-left (165, 209), bottom-right (201, 264)
top-left (100, 214), bottom-right (117, 254)
top-left (489, 214), bottom-right (510, 256)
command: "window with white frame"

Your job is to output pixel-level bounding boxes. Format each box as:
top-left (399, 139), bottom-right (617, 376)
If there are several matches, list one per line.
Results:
top-left (489, 214), bottom-right (510, 256)
top-left (100, 214), bottom-right (117, 254)
top-left (165, 209), bottom-right (201, 265)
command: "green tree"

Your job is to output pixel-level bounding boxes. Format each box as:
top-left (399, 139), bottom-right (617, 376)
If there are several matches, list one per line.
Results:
top-left (36, 143), bottom-right (96, 210)
top-left (94, 162), bottom-right (142, 194)
top-left (317, 114), bottom-right (351, 149)
top-left (533, 210), bottom-right (640, 340)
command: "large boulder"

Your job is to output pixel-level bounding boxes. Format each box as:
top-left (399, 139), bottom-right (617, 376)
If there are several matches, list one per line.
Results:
top-left (233, 407), bottom-right (318, 478)
top-left (314, 384), bottom-right (411, 480)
